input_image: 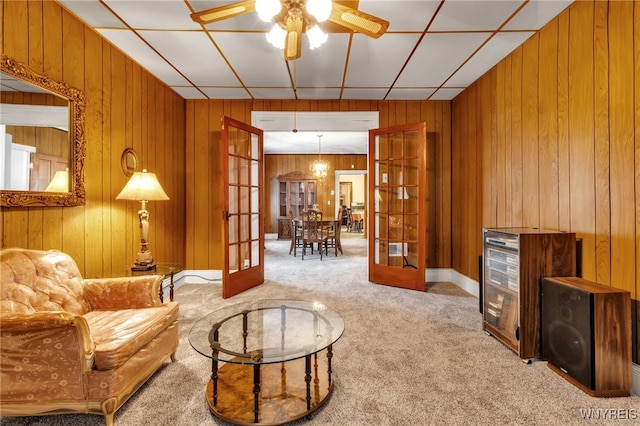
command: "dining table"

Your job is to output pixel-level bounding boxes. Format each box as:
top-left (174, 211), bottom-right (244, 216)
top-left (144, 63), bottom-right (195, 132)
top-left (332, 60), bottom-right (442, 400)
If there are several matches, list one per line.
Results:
top-left (291, 217), bottom-right (343, 256)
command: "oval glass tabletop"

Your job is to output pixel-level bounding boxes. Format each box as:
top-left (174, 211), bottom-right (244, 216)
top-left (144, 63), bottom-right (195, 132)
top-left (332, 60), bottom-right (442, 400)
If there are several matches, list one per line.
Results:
top-left (189, 299), bottom-right (345, 365)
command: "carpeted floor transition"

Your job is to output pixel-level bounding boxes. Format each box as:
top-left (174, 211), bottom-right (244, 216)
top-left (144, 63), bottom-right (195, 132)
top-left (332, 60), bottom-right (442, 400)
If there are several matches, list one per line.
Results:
top-left (2, 233), bottom-right (639, 425)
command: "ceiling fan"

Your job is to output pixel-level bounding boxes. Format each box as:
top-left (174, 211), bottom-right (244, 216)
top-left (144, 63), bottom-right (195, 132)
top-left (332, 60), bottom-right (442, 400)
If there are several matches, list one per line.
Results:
top-left (191, 0), bottom-right (389, 60)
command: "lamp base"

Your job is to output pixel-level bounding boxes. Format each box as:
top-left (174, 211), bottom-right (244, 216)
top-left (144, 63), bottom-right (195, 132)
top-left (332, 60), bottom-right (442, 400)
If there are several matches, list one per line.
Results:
top-left (131, 263), bottom-right (157, 272)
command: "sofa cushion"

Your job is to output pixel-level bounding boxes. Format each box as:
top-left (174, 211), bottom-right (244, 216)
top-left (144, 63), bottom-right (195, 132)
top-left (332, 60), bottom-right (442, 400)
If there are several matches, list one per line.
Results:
top-left (83, 302), bottom-right (179, 370)
top-left (0, 249), bottom-right (90, 315)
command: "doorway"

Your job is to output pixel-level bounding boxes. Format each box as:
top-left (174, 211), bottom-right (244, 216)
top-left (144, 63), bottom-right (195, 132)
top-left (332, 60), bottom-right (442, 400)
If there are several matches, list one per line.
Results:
top-left (335, 170), bottom-right (367, 235)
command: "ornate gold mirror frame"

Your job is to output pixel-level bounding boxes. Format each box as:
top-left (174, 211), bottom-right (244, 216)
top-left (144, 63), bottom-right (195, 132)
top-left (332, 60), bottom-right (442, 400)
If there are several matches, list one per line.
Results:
top-left (1, 55), bottom-right (86, 207)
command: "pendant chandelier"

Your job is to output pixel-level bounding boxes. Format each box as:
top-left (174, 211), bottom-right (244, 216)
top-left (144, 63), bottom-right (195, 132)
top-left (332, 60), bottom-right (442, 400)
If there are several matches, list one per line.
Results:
top-left (258, 0), bottom-right (331, 59)
top-left (311, 134), bottom-right (329, 179)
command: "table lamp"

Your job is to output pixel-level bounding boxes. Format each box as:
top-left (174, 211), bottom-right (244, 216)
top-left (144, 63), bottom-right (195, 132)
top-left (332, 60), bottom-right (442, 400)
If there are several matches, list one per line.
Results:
top-left (44, 168), bottom-right (69, 192)
top-left (116, 169), bottom-right (169, 271)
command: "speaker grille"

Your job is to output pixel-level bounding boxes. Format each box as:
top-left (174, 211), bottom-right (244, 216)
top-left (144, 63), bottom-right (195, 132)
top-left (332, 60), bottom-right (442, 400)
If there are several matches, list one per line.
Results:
top-left (542, 279), bottom-right (595, 389)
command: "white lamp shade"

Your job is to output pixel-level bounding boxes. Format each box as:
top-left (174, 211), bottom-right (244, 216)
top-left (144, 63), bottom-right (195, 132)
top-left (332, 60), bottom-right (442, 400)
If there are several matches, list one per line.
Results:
top-left (307, 25), bottom-right (328, 49)
top-left (116, 169), bottom-right (169, 201)
top-left (307, 0), bottom-right (332, 22)
top-left (256, 0), bottom-right (281, 22)
top-left (266, 24), bottom-right (287, 49)
top-left (44, 169), bottom-right (69, 192)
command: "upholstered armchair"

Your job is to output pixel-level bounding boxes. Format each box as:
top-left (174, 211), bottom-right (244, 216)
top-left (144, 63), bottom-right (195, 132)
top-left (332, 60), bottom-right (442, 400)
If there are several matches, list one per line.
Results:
top-left (0, 248), bottom-right (179, 426)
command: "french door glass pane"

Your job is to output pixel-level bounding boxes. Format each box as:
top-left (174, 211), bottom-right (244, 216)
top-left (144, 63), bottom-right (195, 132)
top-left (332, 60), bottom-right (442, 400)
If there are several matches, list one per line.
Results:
top-left (240, 187), bottom-right (249, 212)
top-left (229, 244), bottom-right (238, 271)
top-left (251, 213), bottom-right (260, 239)
top-left (251, 187), bottom-right (259, 211)
top-left (229, 186), bottom-right (238, 214)
top-left (389, 132), bottom-right (403, 159)
top-left (240, 242), bottom-right (250, 270)
top-left (240, 215), bottom-right (249, 242)
top-left (251, 241), bottom-right (260, 266)
top-left (229, 156), bottom-right (238, 184)
top-left (251, 134), bottom-right (259, 160)
top-left (239, 158), bottom-right (249, 185)
top-left (251, 160), bottom-right (259, 186)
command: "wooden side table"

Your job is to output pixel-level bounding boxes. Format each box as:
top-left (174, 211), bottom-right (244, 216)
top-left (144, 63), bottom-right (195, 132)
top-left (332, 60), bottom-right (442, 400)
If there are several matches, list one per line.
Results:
top-left (131, 262), bottom-right (184, 302)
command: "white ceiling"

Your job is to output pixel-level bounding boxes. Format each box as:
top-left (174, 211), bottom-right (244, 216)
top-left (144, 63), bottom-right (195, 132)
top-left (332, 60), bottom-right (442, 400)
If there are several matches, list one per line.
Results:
top-left (56, 0), bottom-right (574, 153)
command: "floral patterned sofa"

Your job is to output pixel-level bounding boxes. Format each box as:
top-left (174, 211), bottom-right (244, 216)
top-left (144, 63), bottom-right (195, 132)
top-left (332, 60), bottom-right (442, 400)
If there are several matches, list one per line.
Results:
top-left (0, 248), bottom-right (179, 426)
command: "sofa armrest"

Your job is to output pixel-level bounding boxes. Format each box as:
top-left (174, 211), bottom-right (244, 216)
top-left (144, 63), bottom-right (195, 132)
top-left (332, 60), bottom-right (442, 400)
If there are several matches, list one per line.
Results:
top-left (83, 275), bottom-right (163, 310)
top-left (0, 312), bottom-right (95, 401)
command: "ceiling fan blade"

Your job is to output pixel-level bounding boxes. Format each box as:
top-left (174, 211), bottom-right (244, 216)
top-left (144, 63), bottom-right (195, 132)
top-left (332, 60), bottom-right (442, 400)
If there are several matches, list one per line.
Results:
top-left (191, 0), bottom-right (255, 25)
top-left (328, 3), bottom-right (389, 39)
top-left (284, 16), bottom-right (303, 61)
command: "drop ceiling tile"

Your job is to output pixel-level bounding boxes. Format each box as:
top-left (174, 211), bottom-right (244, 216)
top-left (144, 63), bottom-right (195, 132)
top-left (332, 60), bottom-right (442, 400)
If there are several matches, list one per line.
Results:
top-left (96, 29), bottom-right (191, 86)
top-left (103, 0), bottom-right (200, 30)
top-left (341, 88), bottom-right (389, 100)
top-left (395, 32), bottom-right (491, 87)
top-left (170, 86), bottom-right (207, 99)
top-left (430, 87), bottom-right (464, 100)
top-left (201, 87), bottom-right (252, 99)
top-left (345, 33), bottom-right (421, 87)
top-left (248, 87), bottom-right (296, 99)
top-left (59, 0), bottom-right (125, 28)
top-left (139, 30), bottom-right (241, 86)
top-left (445, 31), bottom-right (534, 87)
top-left (357, 0), bottom-right (442, 32)
top-left (296, 88), bottom-right (342, 99)
top-left (503, 0), bottom-right (573, 30)
top-left (212, 33), bottom-right (290, 87)
top-left (294, 35), bottom-right (350, 87)
top-left (430, 0), bottom-right (525, 31)
top-left (386, 87), bottom-right (437, 100)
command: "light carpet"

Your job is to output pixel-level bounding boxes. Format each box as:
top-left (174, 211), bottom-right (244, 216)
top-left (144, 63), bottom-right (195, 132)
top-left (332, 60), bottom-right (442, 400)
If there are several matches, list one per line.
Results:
top-left (2, 232), bottom-right (639, 425)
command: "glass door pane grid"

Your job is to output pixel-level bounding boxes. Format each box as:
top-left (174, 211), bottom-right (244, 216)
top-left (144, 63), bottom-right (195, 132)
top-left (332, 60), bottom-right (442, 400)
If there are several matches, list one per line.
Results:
top-left (228, 139), bottom-right (261, 272)
top-left (373, 129), bottom-right (418, 267)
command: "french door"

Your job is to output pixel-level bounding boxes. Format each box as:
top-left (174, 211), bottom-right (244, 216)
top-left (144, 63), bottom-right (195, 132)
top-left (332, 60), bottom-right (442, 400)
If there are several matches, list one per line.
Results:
top-left (221, 117), bottom-right (264, 298)
top-left (368, 123), bottom-right (427, 291)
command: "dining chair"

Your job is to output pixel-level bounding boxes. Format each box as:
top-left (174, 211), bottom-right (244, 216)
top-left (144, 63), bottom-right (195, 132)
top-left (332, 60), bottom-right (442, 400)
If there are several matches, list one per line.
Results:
top-left (324, 208), bottom-right (342, 256)
top-left (301, 209), bottom-right (328, 260)
top-left (289, 209), bottom-right (304, 256)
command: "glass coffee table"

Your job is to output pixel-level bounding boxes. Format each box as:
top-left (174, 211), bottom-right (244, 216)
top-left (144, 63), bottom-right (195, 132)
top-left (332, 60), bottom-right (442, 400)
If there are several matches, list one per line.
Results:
top-left (189, 299), bottom-right (345, 425)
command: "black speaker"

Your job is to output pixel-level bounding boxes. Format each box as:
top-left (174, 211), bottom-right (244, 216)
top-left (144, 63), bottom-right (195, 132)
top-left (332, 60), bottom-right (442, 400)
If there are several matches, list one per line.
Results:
top-left (541, 279), bottom-right (594, 389)
top-left (541, 276), bottom-right (632, 397)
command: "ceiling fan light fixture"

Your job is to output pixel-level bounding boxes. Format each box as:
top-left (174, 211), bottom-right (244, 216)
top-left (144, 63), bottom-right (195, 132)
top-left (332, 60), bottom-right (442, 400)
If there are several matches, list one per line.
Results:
top-left (307, 0), bottom-right (332, 22)
top-left (256, 0), bottom-right (281, 22)
top-left (266, 24), bottom-right (286, 49)
top-left (307, 25), bottom-right (327, 49)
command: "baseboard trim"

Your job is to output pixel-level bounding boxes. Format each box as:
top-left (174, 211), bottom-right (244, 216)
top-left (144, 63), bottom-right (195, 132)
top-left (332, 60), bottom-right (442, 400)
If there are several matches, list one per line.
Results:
top-left (426, 268), bottom-right (480, 298)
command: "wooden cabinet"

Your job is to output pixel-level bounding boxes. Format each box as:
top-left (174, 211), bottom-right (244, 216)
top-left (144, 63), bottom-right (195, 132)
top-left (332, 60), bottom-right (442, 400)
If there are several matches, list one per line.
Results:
top-left (482, 227), bottom-right (576, 361)
top-left (277, 172), bottom-right (316, 239)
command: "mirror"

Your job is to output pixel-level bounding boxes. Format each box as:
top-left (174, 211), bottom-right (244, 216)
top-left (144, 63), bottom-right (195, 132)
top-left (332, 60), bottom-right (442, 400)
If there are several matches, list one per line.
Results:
top-left (1, 55), bottom-right (86, 207)
top-left (121, 148), bottom-right (138, 177)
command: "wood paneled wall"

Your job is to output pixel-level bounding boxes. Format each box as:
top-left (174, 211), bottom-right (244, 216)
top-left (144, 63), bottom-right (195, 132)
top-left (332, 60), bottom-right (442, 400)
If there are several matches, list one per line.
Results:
top-left (452, 0), bottom-right (639, 304)
top-left (185, 99), bottom-right (452, 270)
top-left (0, 0), bottom-right (186, 277)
